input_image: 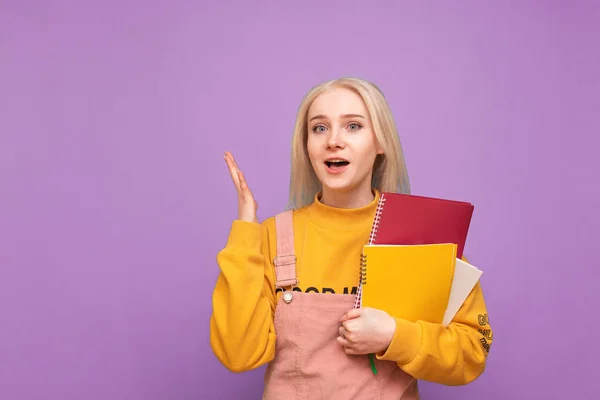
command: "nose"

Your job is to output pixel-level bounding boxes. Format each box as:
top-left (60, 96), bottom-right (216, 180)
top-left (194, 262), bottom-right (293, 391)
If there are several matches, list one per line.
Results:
top-left (326, 127), bottom-right (344, 149)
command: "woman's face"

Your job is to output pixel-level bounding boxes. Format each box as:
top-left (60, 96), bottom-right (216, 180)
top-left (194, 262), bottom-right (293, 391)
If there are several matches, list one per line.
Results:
top-left (306, 87), bottom-right (382, 202)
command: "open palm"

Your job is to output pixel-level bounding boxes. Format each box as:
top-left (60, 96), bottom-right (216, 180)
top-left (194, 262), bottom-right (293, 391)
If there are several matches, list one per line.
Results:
top-left (224, 152), bottom-right (258, 223)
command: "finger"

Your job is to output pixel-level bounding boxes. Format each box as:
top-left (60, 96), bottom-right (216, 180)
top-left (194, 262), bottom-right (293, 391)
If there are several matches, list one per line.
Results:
top-left (341, 343), bottom-right (360, 355)
top-left (224, 152), bottom-right (239, 179)
top-left (344, 347), bottom-right (359, 355)
top-left (237, 169), bottom-right (256, 202)
top-left (336, 335), bottom-right (353, 348)
top-left (337, 337), bottom-right (366, 356)
top-left (341, 319), bottom-right (354, 333)
top-left (224, 151), bottom-right (234, 169)
top-left (225, 151), bottom-right (240, 170)
top-left (237, 169), bottom-right (250, 193)
top-left (224, 152), bottom-right (240, 175)
top-left (339, 325), bottom-right (357, 344)
top-left (345, 346), bottom-right (367, 355)
top-left (340, 308), bottom-right (361, 322)
top-left (224, 152), bottom-right (242, 193)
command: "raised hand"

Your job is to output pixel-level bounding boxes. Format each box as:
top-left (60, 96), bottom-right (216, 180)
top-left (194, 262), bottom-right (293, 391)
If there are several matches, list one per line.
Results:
top-left (224, 152), bottom-right (259, 223)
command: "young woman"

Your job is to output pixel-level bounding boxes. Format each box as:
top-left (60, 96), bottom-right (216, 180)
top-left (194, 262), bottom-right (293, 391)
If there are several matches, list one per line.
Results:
top-left (210, 77), bottom-right (492, 398)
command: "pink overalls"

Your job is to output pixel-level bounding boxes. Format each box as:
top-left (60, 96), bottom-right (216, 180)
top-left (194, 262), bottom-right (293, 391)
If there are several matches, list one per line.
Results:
top-left (262, 210), bottom-right (419, 399)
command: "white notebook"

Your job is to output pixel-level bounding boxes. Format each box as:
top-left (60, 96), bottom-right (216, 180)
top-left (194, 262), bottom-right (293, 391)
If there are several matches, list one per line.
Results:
top-left (442, 258), bottom-right (483, 326)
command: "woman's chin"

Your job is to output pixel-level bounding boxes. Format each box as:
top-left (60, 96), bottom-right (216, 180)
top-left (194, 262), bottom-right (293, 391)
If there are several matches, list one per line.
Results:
top-left (320, 179), bottom-right (354, 193)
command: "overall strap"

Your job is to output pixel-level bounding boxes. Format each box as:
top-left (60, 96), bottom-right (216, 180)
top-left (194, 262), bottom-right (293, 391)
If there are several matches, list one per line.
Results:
top-left (274, 209), bottom-right (298, 288)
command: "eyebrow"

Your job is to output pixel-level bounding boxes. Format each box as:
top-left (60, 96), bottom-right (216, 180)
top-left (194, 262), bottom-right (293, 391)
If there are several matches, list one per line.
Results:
top-left (308, 113), bottom-right (366, 122)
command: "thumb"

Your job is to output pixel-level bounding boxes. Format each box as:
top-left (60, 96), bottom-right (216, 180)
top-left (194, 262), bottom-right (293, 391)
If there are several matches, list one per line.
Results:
top-left (340, 308), bottom-right (362, 322)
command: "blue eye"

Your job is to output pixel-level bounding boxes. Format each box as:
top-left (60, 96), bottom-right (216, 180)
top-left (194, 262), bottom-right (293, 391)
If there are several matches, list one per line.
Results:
top-left (348, 123), bottom-right (362, 131)
top-left (312, 125), bottom-right (327, 133)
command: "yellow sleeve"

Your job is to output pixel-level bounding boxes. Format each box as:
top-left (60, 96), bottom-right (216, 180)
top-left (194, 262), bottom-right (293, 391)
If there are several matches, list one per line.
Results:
top-left (376, 277), bottom-right (493, 385)
top-left (209, 219), bottom-right (277, 372)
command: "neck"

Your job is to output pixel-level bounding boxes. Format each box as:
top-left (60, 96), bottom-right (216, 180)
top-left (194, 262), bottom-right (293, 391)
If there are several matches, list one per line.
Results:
top-left (319, 185), bottom-right (375, 209)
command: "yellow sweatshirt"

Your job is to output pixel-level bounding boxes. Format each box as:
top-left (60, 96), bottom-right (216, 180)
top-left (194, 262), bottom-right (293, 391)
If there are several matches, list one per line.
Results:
top-left (209, 190), bottom-right (493, 385)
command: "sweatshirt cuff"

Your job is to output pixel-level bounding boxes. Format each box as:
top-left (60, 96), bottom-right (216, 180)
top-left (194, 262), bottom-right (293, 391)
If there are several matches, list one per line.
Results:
top-left (225, 220), bottom-right (264, 250)
top-left (376, 317), bottom-right (422, 365)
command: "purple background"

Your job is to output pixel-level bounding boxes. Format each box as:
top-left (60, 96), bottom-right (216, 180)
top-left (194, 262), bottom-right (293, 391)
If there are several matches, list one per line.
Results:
top-left (1, 2), bottom-right (599, 399)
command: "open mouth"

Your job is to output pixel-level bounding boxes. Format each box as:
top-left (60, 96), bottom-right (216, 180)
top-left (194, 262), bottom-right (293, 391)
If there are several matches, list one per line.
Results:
top-left (325, 160), bottom-right (350, 168)
top-left (324, 159), bottom-right (350, 172)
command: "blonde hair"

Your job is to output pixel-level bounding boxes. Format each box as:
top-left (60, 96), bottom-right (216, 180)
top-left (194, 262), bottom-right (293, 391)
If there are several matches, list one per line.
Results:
top-left (287, 77), bottom-right (410, 209)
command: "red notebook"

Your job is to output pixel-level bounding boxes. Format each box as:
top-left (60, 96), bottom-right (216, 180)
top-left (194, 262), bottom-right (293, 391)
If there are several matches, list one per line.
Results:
top-left (368, 192), bottom-right (474, 259)
top-left (354, 191), bottom-right (475, 310)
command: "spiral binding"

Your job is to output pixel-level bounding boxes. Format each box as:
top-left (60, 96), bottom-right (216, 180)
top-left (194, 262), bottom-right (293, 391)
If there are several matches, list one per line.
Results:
top-left (368, 195), bottom-right (386, 245)
top-left (354, 193), bottom-right (387, 309)
top-left (359, 253), bottom-right (368, 285)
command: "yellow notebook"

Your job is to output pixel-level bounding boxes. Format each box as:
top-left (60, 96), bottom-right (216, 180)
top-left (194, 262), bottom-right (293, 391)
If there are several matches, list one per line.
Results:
top-left (360, 243), bottom-right (457, 323)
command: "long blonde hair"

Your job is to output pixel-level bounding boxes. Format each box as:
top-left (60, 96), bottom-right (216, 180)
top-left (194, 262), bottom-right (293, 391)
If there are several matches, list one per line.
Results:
top-left (287, 77), bottom-right (410, 209)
